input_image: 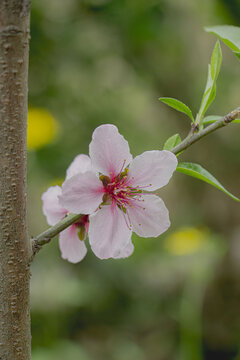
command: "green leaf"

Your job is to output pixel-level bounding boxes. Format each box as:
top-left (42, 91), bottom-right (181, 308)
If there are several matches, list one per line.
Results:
top-left (176, 162), bottom-right (240, 202)
top-left (163, 133), bottom-right (181, 150)
top-left (202, 115), bottom-right (222, 125)
top-left (197, 41), bottom-right (222, 122)
top-left (205, 25), bottom-right (240, 61)
top-left (203, 115), bottom-right (240, 125)
top-left (211, 40), bottom-right (222, 80)
top-left (159, 97), bottom-right (194, 121)
top-left (234, 51), bottom-right (240, 60)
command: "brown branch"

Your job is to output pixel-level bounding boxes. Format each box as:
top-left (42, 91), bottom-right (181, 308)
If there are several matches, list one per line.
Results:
top-left (0, 1), bottom-right (31, 359)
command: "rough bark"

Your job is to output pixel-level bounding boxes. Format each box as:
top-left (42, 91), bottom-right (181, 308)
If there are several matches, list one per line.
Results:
top-left (0, 1), bottom-right (31, 359)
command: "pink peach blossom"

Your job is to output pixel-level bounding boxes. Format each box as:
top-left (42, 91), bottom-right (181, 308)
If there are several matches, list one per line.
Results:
top-left (60, 124), bottom-right (178, 260)
top-left (42, 155), bottom-right (91, 263)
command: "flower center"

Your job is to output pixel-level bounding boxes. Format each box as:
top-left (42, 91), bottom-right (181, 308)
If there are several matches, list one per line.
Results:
top-left (99, 162), bottom-right (148, 230)
top-left (100, 169), bottom-right (143, 211)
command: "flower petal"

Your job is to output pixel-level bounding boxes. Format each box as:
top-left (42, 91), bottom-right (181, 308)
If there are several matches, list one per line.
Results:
top-left (59, 225), bottom-right (87, 263)
top-left (127, 150), bottom-right (177, 191)
top-left (128, 194), bottom-right (170, 237)
top-left (60, 171), bottom-right (104, 214)
top-left (42, 186), bottom-right (67, 226)
top-left (113, 240), bottom-right (134, 259)
top-left (89, 124), bottom-right (132, 177)
top-left (66, 154), bottom-right (92, 180)
top-left (88, 203), bottom-right (132, 259)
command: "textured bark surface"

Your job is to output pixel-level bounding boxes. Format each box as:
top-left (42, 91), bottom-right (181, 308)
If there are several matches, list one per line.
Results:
top-left (0, 1), bottom-right (31, 359)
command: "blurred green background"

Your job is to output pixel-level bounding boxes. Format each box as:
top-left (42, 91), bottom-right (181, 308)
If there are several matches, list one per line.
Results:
top-left (28, 1), bottom-right (240, 359)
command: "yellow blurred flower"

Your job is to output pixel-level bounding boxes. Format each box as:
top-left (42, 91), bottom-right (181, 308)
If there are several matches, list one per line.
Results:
top-left (27, 107), bottom-right (60, 150)
top-left (164, 227), bottom-right (208, 255)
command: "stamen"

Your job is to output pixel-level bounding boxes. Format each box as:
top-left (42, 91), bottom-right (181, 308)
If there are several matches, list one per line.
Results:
top-left (125, 207), bottom-right (132, 229)
top-left (119, 159), bottom-right (127, 175)
top-left (121, 206), bottom-right (132, 230)
top-left (136, 184), bottom-right (152, 189)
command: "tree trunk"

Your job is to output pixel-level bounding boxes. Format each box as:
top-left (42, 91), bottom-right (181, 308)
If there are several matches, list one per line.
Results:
top-left (0, 1), bottom-right (31, 359)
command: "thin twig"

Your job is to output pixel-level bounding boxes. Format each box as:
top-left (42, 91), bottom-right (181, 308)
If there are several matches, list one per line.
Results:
top-left (171, 107), bottom-right (240, 155)
top-left (31, 213), bottom-right (84, 257)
